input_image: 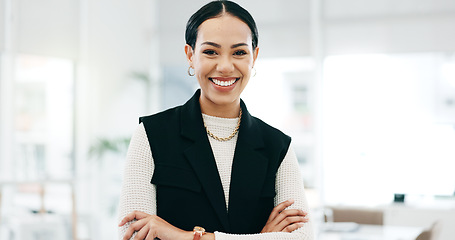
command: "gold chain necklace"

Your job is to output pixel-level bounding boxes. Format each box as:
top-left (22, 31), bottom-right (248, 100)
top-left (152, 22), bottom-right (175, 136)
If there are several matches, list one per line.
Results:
top-left (204, 108), bottom-right (242, 142)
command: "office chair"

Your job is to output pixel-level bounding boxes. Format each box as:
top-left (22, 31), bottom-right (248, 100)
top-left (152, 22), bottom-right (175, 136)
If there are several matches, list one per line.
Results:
top-left (324, 206), bottom-right (384, 225)
top-left (415, 221), bottom-right (442, 240)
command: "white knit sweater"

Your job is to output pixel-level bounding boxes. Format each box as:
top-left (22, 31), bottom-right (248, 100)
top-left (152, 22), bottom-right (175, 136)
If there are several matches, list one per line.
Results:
top-left (118, 114), bottom-right (314, 240)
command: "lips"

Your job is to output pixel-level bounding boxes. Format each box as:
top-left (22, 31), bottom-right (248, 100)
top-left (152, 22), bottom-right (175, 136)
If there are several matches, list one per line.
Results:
top-left (209, 77), bottom-right (240, 87)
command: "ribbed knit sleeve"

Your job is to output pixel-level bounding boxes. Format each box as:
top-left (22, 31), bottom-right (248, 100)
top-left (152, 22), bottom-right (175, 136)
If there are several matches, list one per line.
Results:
top-left (118, 123), bottom-right (156, 240)
top-left (118, 119), bottom-right (314, 240)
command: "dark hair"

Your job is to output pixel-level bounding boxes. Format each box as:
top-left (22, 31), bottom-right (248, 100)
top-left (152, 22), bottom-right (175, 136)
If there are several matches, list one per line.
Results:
top-left (185, 0), bottom-right (258, 50)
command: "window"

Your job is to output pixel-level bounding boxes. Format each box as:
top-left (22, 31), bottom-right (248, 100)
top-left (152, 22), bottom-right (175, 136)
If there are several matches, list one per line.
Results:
top-left (0, 54), bottom-right (75, 239)
top-left (13, 54), bottom-right (75, 180)
top-left (322, 52), bottom-right (455, 205)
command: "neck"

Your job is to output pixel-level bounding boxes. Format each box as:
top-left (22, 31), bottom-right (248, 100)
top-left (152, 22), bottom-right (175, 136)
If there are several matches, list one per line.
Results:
top-left (199, 98), bottom-right (241, 118)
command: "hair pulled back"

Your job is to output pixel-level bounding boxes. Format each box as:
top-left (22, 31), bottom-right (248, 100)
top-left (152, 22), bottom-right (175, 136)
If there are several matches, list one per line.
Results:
top-left (185, 0), bottom-right (258, 50)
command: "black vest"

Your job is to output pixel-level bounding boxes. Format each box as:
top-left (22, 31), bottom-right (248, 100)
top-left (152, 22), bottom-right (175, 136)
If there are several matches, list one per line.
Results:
top-left (139, 90), bottom-right (291, 234)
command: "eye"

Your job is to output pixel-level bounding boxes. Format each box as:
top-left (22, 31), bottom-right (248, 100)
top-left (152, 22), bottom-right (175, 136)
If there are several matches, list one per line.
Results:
top-left (203, 50), bottom-right (217, 55)
top-left (233, 50), bottom-right (247, 56)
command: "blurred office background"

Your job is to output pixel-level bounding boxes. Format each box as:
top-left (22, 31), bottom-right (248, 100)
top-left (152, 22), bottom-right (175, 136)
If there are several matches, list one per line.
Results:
top-left (0, 0), bottom-right (454, 239)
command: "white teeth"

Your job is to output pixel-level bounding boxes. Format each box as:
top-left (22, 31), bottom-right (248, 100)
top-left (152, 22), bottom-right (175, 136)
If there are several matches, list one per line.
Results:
top-left (212, 78), bottom-right (237, 87)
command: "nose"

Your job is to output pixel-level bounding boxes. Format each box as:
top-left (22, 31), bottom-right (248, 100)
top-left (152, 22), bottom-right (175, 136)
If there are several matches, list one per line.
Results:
top-left (216, 55), bottom-right (234, 74)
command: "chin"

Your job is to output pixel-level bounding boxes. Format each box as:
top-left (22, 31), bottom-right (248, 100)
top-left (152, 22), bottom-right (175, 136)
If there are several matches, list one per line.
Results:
top-left (211, 94), bottom-right (239, 105)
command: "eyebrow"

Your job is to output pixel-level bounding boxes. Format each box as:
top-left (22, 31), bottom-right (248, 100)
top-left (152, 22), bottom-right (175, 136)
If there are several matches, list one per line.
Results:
top-left (201, 41), bottom-right (249, 49)
top-left (231, 43), bottom-right (249, 48)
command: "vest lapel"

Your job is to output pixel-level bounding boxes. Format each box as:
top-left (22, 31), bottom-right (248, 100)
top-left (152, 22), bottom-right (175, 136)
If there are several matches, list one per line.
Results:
top-left (228, 101), bottom-right (268, 224)
top-left (180, 90), bottom-right (231, 232)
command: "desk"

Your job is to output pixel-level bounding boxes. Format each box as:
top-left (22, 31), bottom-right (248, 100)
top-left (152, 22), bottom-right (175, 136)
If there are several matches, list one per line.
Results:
top-left (317, 223), bottom-right (423, 240)
top-left (0, 180), bottom-right (77, 240)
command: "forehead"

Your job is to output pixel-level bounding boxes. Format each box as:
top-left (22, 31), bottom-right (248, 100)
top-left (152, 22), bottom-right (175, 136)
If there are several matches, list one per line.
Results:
top-left (196, 15), bottom-right (252, 45)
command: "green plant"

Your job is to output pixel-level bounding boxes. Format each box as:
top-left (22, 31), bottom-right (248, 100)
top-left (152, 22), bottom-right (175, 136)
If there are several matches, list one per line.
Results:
top-left (88, 137), bottom-right (131, 160)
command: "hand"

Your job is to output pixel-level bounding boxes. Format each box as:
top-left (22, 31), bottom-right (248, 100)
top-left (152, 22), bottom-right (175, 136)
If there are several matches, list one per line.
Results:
top-left (261, 199), bottom-right (309, 233)
top-left (119, 211), bottom-right (191, 240)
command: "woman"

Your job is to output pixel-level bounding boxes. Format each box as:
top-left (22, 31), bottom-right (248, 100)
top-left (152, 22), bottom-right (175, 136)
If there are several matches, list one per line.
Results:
top-left (118, 1), bottom-right (313, 239)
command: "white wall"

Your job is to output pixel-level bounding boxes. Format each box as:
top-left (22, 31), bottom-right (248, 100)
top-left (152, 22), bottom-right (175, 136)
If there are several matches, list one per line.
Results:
top-left (324, 0), bottom-right (455, 54)
top-left (15, 0), bottom-right (79, 58)
top-left (0, 0), bottom-right (5, 52)
top-left (83, 0), bottom-right (155, 137)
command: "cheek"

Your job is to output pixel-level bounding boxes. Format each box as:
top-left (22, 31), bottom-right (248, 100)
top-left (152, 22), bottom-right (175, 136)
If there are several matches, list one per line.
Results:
top-left (195, 59), bottom-right (214, 72)
top-left (239, 59), bottom-right (254, 74)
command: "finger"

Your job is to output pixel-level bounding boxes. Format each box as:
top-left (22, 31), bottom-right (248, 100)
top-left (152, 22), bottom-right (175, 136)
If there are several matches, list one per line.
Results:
top-left (119, 211), bottom-right (149, 226)
top-left (119, 214), bottom-right (135, 227)
top-left (302, 210), bottom-right (309, 217)
top-left (123, 222), bottom-right (137, 240)
top-left (133, 224), bottom-right (150, 240)
top-left (124, 219), bottom-right (148, 240)
top-left (267, 199), bottom-right (294, 223)
top-left (276, 216), bottom-right (307, 232)
top-left (283, 209), bottom-right (307, 218)
top-left (282, 222), bottom-right (305, 233)
top-left (145, 231), bottom-right (155, 240)
top-left (119, 212), bottom-right (139, 226)
top-left (269, 208), bottom-right (306, 227)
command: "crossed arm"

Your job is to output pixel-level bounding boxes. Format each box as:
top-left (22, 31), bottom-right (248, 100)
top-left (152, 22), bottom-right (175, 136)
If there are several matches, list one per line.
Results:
top-left (118, 124), bottom-right (314, 240)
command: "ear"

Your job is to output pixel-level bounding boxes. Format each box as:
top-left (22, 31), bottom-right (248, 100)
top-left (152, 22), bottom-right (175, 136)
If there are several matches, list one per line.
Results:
top-left (252, 46), bottom-right (259, 67)
top-left (185, 44), bottom-right (194, 67)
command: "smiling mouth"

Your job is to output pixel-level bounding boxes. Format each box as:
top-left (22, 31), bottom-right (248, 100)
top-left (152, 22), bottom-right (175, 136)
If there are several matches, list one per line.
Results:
top-left (209, 77), bottom-right (240, 87)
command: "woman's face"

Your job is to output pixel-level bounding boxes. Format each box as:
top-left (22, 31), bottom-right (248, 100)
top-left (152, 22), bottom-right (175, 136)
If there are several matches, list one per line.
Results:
top-left (185, 14), bottom-right (258, 112)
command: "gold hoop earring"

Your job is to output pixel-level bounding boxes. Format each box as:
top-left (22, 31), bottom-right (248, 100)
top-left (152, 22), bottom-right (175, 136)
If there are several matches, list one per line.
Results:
top-left (188, 67), bottom-right (195, 76)
top-left (252, 67), bottom-right (257, 77)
